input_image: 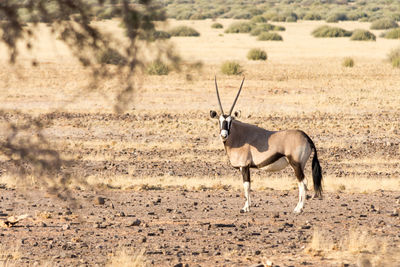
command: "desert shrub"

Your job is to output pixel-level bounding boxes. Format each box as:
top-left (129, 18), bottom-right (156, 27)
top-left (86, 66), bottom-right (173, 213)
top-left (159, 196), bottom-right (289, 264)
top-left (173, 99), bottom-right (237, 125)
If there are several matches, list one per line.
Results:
top-left (326, 12), bottom-right (348, 23)
top-left (189, 13), bottom-right (206, 20)
top-left (312, 25), bottom-right (352, 37)
top-left (250, 23), bottom-right (285, 36)
top-left (350, 29), bottom-right (376, 41)
top-left (211, 22), bottom-right (223, 29)
top-left (347, 11), bottom-right (368, 21)
top-left (342, 57), bottom-right (354, 67)
top-left (382, 28), bottom-right (400, 39)
top-left (257, 32), bottom-right (283, 41)
top-left (392, 57), bottom-right (400, 68)
top-left (97, 48), bottom-right (126, 65)
top-left (221, 61), bottom-right (243, 75)
top-left (370, 18), bottom-right (398, 30)
top-left (224, 22), bottom-right (253, 33)
top-left (146, 60), bottom-right (169, 75)
top-left (271, 14), bottom-right (287, 22)
top-left (247, 48), bottom-right (267, 61)
top-left (284, 12), bottom-right (298, 22)
top-left (303, 12), bottom-right (322, 20)
top-left (169, 26), bottom-right (200, 37)
top-left (139, 30), bottom-right (171, 41)
top-left (388, 47), bottom-right (400, 68)
top-left (250, 15), bottom-right (267, 24)
top-left (174, 11), bottom-right (193, 20)
top-left (232, 11), bottom-right (252, 19)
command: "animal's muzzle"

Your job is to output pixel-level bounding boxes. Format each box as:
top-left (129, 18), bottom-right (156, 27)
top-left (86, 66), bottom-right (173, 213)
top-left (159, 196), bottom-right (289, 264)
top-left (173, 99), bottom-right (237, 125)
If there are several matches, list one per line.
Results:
top-left (220, 129), bottom-right (228, 139)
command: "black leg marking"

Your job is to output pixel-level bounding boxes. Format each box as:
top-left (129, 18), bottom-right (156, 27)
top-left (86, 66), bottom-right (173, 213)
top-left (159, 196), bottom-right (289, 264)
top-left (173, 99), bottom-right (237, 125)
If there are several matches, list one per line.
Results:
top-left (241, 166), bottom-right (250, 183)
top-left (288, 157), bottom-right (305, 182)
top-left (256, 153), bottom-right (285, 168)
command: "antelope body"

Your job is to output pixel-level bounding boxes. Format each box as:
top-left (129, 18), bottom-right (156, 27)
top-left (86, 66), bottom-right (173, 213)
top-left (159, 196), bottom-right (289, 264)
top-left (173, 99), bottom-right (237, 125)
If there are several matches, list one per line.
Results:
top-left (210, 77), bottom-right (322, 213)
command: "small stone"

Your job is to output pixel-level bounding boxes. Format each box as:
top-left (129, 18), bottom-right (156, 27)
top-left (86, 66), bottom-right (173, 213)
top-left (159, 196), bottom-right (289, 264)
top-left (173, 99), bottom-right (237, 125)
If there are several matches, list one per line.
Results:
top-left (40, 222), bottom-right (47, 227)
top-left (392, 209), bottom-right (399, 217)
top-left (62, 224), bottom-right (70, 230)
top-left (128, 219), bottom-right (141, 227)
top-left (94, 197), bottom-right (105, 205)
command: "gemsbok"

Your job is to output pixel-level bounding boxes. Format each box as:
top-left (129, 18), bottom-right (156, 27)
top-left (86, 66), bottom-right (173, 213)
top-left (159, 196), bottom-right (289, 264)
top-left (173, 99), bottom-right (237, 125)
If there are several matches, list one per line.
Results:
top-left (210, 77), bottom-right (322, 214)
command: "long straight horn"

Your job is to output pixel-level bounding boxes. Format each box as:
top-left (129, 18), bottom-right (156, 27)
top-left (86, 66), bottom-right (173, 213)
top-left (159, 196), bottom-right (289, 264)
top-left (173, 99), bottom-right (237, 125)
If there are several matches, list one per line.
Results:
top-left (228, 77), bottom-right (245, 116)
top-left (215, 76), bottom-right (224, 114)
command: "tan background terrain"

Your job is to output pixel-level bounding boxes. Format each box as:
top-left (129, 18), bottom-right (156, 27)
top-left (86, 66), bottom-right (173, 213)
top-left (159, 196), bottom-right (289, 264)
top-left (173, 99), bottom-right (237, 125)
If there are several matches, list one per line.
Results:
top-left (0, 19), bottom-right (399, 266)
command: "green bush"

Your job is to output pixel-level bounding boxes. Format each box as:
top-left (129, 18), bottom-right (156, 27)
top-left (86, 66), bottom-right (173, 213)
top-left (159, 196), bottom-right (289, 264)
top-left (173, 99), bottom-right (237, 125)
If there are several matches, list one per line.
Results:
top-left (169, 26), bottom-right (200, 37)
top-left (247, 48), bottom-right (267, 61)
top-left (370, 19), bottom-right (398, 30)
top-left (97, 48), bottom-right (126, 65)
top-left (139, 30), bottom-right (171, 41)
top-left (342, 57), bottom-right (354, 67)
top-left (303, 12), bottom-right (322, 21)
top-left (382, 28), bottom-right (400, 39)
top-left (250, 23), bottom-right (285, 36)
top-left (146, 60), bottom-right (170, 75)
top-left (257, 32), bottom-right (283, 41)
top-left (312, 25), bottom-right (352, 38)
top-left (250, 15), bottom-right (267, 24)
top-left (211, 22), bottom-right (223, 29)
top-left (388, 47), bottom-right (400, 68)
top-left (221, 61), bottom-right (243, 75)
top-left (326, 12), bottom-right (348, 23)
top-left (224, 22), bottom-right (253, 33)
top-left (350, 29), bottom-right (376, 41)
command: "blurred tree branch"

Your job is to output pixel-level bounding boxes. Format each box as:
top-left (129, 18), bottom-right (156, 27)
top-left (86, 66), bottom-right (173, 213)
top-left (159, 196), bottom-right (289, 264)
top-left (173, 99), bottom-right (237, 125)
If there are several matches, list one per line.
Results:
top-left (0, 0), bottom-right (180, 198)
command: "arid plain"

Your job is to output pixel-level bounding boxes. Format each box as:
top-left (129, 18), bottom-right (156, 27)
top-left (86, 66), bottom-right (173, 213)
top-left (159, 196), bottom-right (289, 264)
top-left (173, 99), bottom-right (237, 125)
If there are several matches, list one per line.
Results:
top-left (0, 19), bottom-right (400, 266)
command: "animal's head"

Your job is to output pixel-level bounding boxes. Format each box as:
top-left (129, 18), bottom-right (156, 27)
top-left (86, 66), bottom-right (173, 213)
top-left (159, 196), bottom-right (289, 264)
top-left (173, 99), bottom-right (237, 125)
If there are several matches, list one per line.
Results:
top-left (210, 77), bottom-right (244, 142)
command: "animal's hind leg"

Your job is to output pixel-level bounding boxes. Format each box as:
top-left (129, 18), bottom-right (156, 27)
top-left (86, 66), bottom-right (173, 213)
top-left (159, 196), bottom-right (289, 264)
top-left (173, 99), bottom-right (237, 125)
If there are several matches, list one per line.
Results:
top-left (289, 159), bottom-right (306, 214)
top-left (240, 166), bottom-right (251, 213)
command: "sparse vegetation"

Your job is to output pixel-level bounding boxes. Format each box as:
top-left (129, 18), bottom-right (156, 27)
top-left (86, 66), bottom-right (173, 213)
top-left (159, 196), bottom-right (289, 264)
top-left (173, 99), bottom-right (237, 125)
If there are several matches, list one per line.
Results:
top-left (96, 48), bottom-right (126, 65)
top-left (343, 57), bottom-right (354, 67)
top-left (169, 26), bottom-right (200, 37)
top-left (370, 19), bottom-right (398, 30)
top-left (326, 12), bottom-right (348, 23)
top-left (247, 48), bottom-right (267, 61)
top-left (312, 25), bottom-right (352, 38)
top-left (257, 32), bottom-right (283, 41)
top-left (221, 61), bottom-right (243, 75)
top-left (388, 47), bottom-right (400, 68)
top-left (146, 60), bottom-right (170, 75)
top-left (381, 28), bottom-right (400, 39)
top-left (350, 29), bottom-right (376, 41)
top-left (224, 22), bottom-right (252, 33)
top-left (211, 22), bottom-right (223, 29)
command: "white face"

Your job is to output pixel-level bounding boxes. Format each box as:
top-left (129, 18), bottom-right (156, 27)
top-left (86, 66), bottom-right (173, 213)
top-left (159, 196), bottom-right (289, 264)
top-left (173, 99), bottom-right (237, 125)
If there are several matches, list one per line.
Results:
top-left (219, 115), bottom-right (232, 141)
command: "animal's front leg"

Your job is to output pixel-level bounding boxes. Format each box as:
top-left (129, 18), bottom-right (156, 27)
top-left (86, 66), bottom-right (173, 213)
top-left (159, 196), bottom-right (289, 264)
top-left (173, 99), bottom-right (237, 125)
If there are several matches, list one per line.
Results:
top-left (240, 166), bottom-right (251, 213)
top-left (294, 180), bottom-right (306, 214)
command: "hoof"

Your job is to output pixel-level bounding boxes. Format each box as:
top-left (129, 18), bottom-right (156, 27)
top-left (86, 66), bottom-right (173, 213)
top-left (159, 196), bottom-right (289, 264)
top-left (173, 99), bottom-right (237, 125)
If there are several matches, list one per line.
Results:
top-left (240, 208), bottom-right (249, 213)
top-left (293, 208), bottom-right (303, 214)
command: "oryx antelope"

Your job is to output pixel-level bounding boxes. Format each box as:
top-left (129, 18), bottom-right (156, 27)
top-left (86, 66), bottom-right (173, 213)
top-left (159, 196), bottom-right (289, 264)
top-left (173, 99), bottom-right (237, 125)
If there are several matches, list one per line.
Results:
top-left (210, 77), bottom-right (322, 214)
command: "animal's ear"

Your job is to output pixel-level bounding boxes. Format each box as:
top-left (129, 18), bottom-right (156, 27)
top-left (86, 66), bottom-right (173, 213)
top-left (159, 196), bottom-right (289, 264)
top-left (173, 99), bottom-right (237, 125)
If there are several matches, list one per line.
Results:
top-left (234, 110), bottom-right (241, 118)
top-left (210, 110), bottom-right (217, 118)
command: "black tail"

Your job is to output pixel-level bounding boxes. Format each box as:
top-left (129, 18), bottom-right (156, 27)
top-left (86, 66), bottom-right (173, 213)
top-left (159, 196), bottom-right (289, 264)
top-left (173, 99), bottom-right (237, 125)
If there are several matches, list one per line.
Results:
top-left (303, 133), bottom-right (323, 198)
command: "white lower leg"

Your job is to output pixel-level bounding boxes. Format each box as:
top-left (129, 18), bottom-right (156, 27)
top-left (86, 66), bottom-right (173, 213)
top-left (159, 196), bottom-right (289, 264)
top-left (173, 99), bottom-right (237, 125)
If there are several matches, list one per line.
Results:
top-left (242, 181), bottom-right (251, 212)
top-left (294, 181), bottom-right (306, 213)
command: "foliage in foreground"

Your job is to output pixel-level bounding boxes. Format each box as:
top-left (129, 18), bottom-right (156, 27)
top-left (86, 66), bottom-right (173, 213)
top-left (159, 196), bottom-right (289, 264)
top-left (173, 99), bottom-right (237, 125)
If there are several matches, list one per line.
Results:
top-left (221, 61), bottom-right (243, 75)
top-left (247, 48), bottom-right (267, 61)
top-left (312, 25), bottom-right (352, 38)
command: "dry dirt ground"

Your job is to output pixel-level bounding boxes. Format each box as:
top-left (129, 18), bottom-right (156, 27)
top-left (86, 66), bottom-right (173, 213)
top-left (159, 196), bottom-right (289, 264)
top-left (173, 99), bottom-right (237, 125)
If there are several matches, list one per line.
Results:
top-left (1, 19), bottom-right (400, 266)
top-left (1, 187), bottom-right (400, 267)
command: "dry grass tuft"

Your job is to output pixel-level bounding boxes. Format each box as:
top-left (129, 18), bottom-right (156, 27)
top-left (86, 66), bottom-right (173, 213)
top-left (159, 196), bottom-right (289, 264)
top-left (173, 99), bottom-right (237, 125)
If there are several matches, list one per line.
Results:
top-left (106, 248), bottom-right (148, 267)
top-left (305, 228), bottom-right (400, 266)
